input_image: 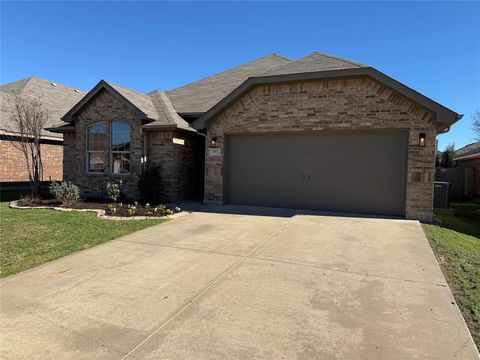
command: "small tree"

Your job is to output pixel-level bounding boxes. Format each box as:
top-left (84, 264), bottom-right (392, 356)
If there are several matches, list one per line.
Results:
top-left (440, 143), bottom-right (456, 168)
top-left (472, 109), bottom-right (480, 141)
top-left (2, 95), bottom-right (50, 197)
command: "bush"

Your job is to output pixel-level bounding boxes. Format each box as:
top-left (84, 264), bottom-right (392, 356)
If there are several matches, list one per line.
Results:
top-left (137, 164), bottom-right (163, 204)
top-left (49, 181), bottom-right (80, 206)
top-left (106, 182), bottom-right (121, 202)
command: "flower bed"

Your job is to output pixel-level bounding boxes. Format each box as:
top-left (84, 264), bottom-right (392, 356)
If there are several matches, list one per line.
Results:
top-left (15, 198), bottom-right (181, 218)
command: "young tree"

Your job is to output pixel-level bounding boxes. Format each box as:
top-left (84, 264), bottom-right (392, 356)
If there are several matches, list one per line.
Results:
top-left (441, 143), bottom-right (455, 168)
top-left (473, 109), bottom-right (480, 140)
top-left (2, 95), bottom-right (50, 196)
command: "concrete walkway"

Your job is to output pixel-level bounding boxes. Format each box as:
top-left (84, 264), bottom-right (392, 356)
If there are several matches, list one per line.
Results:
top-left (1, 205), bottom-right (478, 359)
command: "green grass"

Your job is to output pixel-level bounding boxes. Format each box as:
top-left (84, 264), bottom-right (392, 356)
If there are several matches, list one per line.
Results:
top-left (0, 200), bottom-right (167, 277)
top-left (422, 202), bottom-right (480, 349)
top-left (434, 202), bottom-right (480, 238)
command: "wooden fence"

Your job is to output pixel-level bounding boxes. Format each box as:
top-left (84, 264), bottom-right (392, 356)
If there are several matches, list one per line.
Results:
top-left (435, 167), bottom-right (473, 201)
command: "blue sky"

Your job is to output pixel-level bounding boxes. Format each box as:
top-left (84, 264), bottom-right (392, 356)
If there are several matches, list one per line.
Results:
top-left (1, 1), bottom-right (478, 150)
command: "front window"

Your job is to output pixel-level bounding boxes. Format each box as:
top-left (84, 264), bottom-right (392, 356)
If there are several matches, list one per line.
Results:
top-left (111, 121), bottom-right (131, 174)
top-left (87, 122), bottom-right (107, 173)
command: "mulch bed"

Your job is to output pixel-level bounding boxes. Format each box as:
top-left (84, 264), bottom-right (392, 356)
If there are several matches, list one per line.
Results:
top-left (16, 198), bottom-right (178, 217)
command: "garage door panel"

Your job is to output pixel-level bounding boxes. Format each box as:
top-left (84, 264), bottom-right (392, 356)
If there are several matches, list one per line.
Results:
top-left (226, 131), bottom-right (407, 216)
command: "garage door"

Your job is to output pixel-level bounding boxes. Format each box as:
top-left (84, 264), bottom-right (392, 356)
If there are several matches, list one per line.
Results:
top-left (226, 131), bottom-right (408, 216)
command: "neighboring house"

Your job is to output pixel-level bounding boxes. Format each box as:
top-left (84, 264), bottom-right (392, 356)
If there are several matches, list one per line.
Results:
top-left (47, 52), bottom-right (461, 222)
top-left (454, 141), bottom-right (480, 201)
top-left (0, 77), bottom-right (86, 183)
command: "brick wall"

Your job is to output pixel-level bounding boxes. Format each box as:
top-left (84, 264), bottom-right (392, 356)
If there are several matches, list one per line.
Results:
top-left (205, 77), bottom-right (437, 221)
top-left (0, 139), bottom-right (63, 182)
top-left (63, 88), bottom-right (204, 202)
top-left (63, 88), bottom-right (144, 199)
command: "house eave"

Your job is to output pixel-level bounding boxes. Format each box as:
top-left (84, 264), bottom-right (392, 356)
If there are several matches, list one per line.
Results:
top-left (141, 123), bottom-right (199, 134)
top-left (44, 125), bottom-right (76, 133)
top-left (454, 153), bottom-right (480, 161)
top-left (192, 67), bottom-right (461, 131)
top-left (0, 129), bottom-right (63, 142)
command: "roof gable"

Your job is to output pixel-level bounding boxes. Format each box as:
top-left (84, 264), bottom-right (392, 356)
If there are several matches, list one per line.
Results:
top-left (192, 67), bottom-right (461, 131)
top-left (56, 80), bottom-right (197, 133)
top-left (61, 80), bottom-right (147, 122)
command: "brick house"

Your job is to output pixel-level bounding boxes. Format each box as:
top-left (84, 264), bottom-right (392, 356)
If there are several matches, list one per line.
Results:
top-left (0, 77), bottom-right (85, 183)
top-left (48, 52), bottom-right (461, 221)
top-left (454, 142), bottom-right (480, 202)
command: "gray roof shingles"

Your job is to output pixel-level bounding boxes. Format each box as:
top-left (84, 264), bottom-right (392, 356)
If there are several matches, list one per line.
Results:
top-left (165, 54), bottom-right (292, 114)
top-left (145, 90), bottom-right (193, 131)
top-left (0, 77), bottom-right (86, 138)
top-left (106, 81), bottom-right (162, 120)
top-left (260, 51), bottom-right (366, 76)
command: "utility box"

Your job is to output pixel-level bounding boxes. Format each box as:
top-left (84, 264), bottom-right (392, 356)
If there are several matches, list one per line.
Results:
top-left (433, 181), bottom-right (450, 209)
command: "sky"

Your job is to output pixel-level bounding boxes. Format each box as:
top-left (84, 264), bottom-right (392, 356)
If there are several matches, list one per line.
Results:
top-left (1, 1), bottom-right (479, 150)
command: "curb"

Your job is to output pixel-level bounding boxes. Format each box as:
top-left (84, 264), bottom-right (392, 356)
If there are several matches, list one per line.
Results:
top-left (9, 200), bottom-right (188, 221)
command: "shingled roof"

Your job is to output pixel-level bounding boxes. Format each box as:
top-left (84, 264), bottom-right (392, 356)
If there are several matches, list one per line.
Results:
top-left (165, 54), bottom-right (292, 114)
top-left (454, 142), bottom-right (480, 160)
top-left (0, 77), bottom-right (86, 138)
top-left (56, 80), bottom-right (194, 132)
top-left (107, 81), bottom-right (161, 119)
top-left (260, 51), bottom-right (366, 76)
top-left (144, 90), bottom-right (192, 131)
top-left (6, 51), bottom-right (461, 136)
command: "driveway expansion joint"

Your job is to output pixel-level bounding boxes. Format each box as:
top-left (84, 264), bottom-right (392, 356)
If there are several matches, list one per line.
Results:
top-left (115, 239), bottom-right (449, 288)
top-left (120, 217), bottom-right (294, 359)
top-left (250, 255), bottom-right (450, 288)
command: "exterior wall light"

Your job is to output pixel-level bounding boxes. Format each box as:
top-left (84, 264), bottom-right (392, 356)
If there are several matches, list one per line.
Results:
top-left (419, 132), bottom-right (426, 147)
top-left (209, 136), bottom-right (217, 148)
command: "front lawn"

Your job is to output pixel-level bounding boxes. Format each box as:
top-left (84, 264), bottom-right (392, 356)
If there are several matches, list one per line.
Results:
top-left (422, 202), bottom-right (480, 350)
top-left (0, 200), bottom-right (167, 277)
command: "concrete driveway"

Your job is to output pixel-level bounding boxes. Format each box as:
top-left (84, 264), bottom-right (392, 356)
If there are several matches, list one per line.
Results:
top-left (1, 205), bottom-right (478, 359)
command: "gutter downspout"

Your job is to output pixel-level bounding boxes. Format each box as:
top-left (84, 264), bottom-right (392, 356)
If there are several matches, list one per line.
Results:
top-left (437, 114), bottom-right (463, 135)
top-left (438, 126), bottom-right (451, 135)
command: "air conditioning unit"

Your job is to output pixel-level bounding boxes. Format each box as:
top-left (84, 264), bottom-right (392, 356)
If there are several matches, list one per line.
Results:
top-left (433, 181), bottom-right (450, 209)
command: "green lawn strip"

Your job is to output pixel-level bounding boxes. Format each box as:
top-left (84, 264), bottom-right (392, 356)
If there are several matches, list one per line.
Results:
top-left (422, 224), bottom-right (480, 349)
top-left (0, 202), bottom-right (166, 277)
top-left (436, 202), bottom-right (480, 238)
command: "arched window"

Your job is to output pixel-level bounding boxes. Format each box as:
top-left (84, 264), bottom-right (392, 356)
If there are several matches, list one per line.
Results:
top-left (111, 121), bottom-right (131, 174)
top-left (86, 122), bottom-right (107, 173)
